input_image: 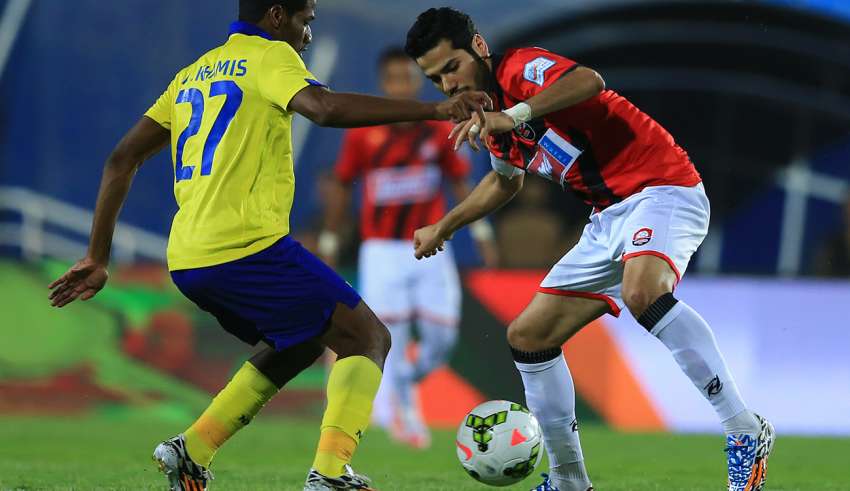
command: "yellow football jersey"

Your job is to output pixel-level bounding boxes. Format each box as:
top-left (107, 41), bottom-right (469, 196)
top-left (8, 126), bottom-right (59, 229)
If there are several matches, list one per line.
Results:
top-left (145, 23), bottom-right (321, 271)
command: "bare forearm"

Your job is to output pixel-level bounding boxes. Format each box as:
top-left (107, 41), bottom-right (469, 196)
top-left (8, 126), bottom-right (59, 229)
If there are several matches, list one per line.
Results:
top-left (83, 117), bottom-right (169, 265)
top-left (315, 92), bottom-right (438, 128)
top-left (290, 87), bottom-right (492, 128)
top-left (524, 67), bottom-right (605, 118)
top-left (438, 171), bottom-right (521, 236)
top-left (87, 159), bottom-right (138, 264)
top-left (323, 179), bottom-right (351, 233)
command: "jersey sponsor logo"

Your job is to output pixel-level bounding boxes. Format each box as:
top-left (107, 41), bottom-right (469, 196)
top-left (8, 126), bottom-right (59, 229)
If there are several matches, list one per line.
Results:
top-left (367, 164), bottom-right (442, 205)
top-left (523, 56), bottom-right (556, 86)
top-left (632, 227), bottom-right (653, 246)
top-left (526, 129), bottom-right (582, 187)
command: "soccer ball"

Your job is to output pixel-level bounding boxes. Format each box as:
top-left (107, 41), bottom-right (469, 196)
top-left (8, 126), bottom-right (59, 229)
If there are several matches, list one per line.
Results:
top-left (455, 400), bottom-right (544, 487)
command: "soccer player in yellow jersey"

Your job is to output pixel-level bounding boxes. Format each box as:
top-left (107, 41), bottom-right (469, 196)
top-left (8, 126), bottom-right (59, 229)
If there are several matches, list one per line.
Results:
top-left (47, 1), bottom-right (490, 490)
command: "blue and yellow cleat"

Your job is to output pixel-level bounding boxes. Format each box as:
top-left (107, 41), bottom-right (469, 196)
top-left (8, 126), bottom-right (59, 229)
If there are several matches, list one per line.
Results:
top-left (153, 434), bottom-right (213, 491)
top-left (726, 413), bottom-right (775, 491)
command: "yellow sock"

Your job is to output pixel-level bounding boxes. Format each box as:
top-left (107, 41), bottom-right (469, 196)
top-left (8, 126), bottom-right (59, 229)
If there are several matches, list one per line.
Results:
top-left (184, 361), bottom-right (278, 467)
top-left (312, 356), bottom-right (382, 477)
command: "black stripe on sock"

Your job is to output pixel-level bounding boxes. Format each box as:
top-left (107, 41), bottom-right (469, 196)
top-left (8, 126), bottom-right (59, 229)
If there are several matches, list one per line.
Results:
top-left (637, 292), bottom-right (679, 331)
top-left (510, 346), bottom-right (562, 364)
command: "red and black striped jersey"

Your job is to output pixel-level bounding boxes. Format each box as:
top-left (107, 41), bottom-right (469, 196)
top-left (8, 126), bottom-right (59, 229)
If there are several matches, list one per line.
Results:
top-left (487, 47), bottom-right (701, 210)
top-left (335, 121), bottom-right (470, 240)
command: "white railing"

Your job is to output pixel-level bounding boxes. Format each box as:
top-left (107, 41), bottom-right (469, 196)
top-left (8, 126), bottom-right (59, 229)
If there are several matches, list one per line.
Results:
top-left (0, 186), bottom-right (167, 264)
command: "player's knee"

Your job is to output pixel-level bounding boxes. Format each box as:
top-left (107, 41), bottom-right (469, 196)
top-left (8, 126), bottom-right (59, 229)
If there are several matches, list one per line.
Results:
top-left (376, 320), bottom-right (391, 357)
top-left (361, 319), bottom-right (391, 367)
top-left (507, 320), bottom-right (554, 353)
top-left (623, 286), bottom-right (668, 318)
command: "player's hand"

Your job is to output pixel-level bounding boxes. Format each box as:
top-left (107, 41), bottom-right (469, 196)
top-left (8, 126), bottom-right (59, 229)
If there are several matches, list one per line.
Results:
top-left (450, 111), bottom-right (516, 152)
top-left (435, 91), bottom-right (493, 123)
top-left (48, 257), bottom-right (109, 308)
top-left (413, 223), bottom-right (452, 260)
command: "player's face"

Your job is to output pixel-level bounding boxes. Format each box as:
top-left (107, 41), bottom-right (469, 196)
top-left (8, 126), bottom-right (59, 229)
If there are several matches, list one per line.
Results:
top-left (416, 37), bottom-right (489, 97)
top-left (380, 59), bottom-right (422, 99)
top-left (281, 0), bottom-right (316, 53)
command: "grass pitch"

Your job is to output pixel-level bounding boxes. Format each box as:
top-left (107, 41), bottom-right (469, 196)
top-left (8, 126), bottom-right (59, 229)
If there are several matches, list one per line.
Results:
top-left (0, 414), bottom-right (847, 490)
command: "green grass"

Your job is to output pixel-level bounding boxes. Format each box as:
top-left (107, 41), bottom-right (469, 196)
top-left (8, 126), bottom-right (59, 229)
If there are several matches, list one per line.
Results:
top-left (0, 415), bottom-right (848, 490)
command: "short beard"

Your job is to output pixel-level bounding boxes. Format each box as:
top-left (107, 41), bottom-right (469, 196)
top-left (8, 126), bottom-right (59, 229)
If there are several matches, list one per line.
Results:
top-left (467, 49), bottom-right (494, 93)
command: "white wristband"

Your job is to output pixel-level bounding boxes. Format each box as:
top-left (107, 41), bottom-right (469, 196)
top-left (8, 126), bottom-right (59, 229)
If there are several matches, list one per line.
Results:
top-left (502, 102), bottom-right (532, 128)
top-left (317, 230), bottom-right (339, 257)
top-left (470, 220), bottom-right (495, 242)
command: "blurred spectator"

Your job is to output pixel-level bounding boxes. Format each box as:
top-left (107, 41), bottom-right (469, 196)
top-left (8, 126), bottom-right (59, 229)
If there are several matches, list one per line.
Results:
top-left (296, 170), bottom-right (360, 269)
top-left (496, 179), bottom-right (582, 268)
top-left (812, 192), bottom-right (850, 277)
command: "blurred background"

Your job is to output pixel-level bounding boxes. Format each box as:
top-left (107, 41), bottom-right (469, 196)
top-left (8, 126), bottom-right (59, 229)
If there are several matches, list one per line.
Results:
top-left (1, 0), bottom-right (849, 488)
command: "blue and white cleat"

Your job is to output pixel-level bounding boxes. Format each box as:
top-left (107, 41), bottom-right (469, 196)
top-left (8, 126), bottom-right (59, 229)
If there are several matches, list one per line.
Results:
top-left (531, 473), bottom-right (593, 491)
top-left (726, 413), bottom-right (775, 491)
top-left (532, 474), bottom-right (560, 491)
top-left (153, 434), bottom-right (213, 491)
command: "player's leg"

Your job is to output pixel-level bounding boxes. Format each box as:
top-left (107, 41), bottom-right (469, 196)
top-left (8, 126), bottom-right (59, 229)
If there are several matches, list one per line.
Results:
top-left (411, 247), bottom-right (461, 381)
top-left (179, 340), bottom-right (325, 469)
top-left (622, 255), bottom-right (774, 489)
top-left (620, 184), bottom-right (773, 490)
top-left (356, 240), bottom-right (413, 434)
top-left (622, 254), bottom-right (760, 432)
top-left (305, 299), bottom-right (389, 487)
top-left (508, 292), bottom-right (607, 491)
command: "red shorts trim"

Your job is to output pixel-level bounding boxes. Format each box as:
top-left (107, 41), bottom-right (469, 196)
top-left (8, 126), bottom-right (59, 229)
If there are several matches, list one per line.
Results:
top-left (622, 251), bottom-right (682, 285)
top-left (537, 287), bottom-right (622, 317)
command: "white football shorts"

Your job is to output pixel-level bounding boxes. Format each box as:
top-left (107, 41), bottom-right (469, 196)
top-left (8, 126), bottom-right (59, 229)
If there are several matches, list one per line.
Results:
top-left (540, 183), bottom-right (710, 316)
top-left (358, 239), bottom-right (461, 326)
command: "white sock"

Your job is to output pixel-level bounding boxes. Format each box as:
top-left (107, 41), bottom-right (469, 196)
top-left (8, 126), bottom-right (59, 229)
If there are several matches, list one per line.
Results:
top-left (647, 298), bottom-right (759, 436)
top-left (514, 351), bottom-right (589, 479)
top-left (722, 408), bottom-right (760, 436)
top-left (413, 320), bottom-right (458, 381)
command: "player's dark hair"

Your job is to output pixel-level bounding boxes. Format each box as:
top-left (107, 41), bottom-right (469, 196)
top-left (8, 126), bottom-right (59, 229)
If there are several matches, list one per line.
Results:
top-left (405, 7), bottom-right (479, 59)
top-left (377, 46), bottom-right (413, 70)
top-left (238, 0), bottom-right (308, 23)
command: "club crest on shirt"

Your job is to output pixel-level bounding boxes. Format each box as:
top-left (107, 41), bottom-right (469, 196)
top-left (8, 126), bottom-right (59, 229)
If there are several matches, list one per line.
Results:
top-left (632, 227), bottom-right (653, 246)
top-left (514, 122), bottom-right (537, 142)
top-left (523, 56), bottom-right (556, 86)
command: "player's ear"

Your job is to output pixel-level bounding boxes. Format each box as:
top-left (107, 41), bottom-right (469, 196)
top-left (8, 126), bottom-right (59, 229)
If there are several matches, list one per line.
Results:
top-left (268, 4), bottom-right (287, 29)
top-left (471, 34), bottom-right (490, 59)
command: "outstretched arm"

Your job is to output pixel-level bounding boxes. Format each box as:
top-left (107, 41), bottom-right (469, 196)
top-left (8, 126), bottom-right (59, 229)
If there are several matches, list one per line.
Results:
top-left (289, 86), bottom-right (492, 128)
top-left (414, 169), bottom-right (523, 260)
top-left (452, 66), bottom-right (606, 150)
top-left (449, 179), bottom-right (499, 268)
top-left (49, 117), bottom-right (169, 307)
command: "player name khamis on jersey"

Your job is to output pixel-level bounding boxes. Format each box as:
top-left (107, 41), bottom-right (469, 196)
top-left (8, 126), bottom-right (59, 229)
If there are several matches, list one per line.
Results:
top-left (192, 59), bottom-right (249, 82)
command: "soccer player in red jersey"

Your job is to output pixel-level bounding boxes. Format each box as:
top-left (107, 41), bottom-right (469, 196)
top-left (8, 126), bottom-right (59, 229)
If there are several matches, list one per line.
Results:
top-left (406, 8), bottom-right (774, 491)
top-left (321, 47), bottom-right (498, 449)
